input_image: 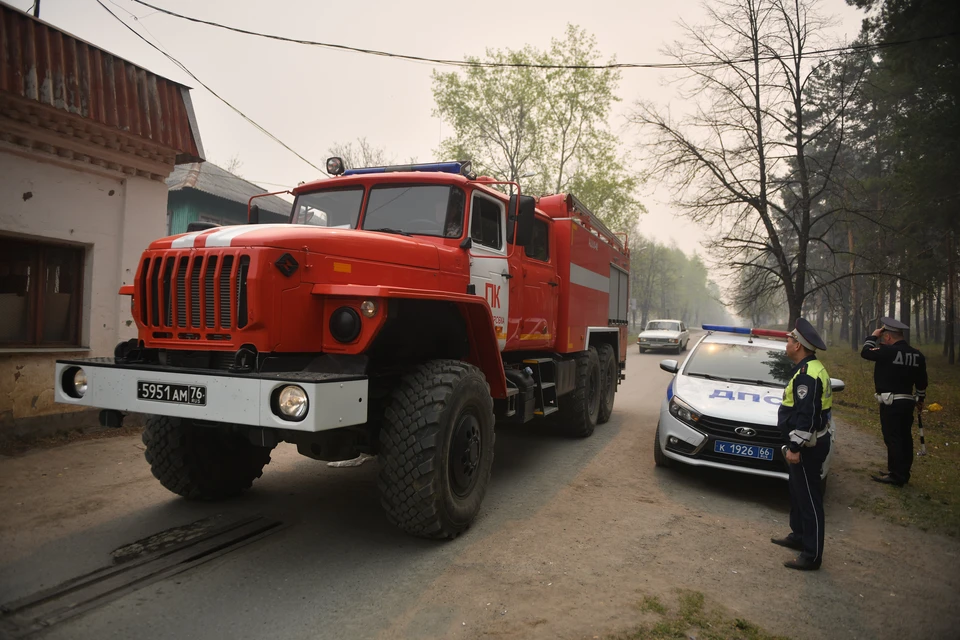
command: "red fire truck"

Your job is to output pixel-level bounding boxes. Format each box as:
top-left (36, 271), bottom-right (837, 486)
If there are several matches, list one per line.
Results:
top-left (54, 159), bottom-right (630, 538)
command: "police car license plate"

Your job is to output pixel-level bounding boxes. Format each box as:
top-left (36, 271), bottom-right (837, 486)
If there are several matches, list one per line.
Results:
top-left (137, 381), bottom-right (206, 406)
top-left (714, 440), bottom-right (773, 461)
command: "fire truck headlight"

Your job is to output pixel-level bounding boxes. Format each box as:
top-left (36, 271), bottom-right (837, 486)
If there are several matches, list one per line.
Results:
top-left (330, 307), bottom-right (362, 343)
top-left (277, 385), bottom-right (309, 420)
top-left (360, 300), bottom-right (378, 318)
top-left (63, 367), bottom-right (88, 398)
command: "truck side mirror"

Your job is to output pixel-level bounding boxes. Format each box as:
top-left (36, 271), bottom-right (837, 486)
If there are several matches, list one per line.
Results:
top-left (249, 204), bottom-right (260, 225)
top-left (508, 194), bottom-right (536, 246)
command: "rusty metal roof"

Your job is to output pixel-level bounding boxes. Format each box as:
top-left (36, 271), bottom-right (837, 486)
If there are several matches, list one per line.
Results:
top-left (167, 162), bottom-right (291, 216)
top-left (0, 2), bottom-right (203, 163)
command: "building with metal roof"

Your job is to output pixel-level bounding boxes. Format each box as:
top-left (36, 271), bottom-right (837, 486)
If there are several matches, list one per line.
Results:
top-left (165, 162), bottom-right (290, 234)
top-left (0, 1), bottom-right (206, 438)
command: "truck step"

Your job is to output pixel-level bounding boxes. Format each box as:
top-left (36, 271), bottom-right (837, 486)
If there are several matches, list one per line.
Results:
top-left (539, 382), bottom-right (556, 390)
top-left (523, 358), bottom-right (554, 365)
top-left (534, 407), bottom-right (559, 417)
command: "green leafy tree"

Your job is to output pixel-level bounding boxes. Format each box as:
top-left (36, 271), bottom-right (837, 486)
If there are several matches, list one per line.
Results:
top-left (432, 25), bottom-right (643, 233)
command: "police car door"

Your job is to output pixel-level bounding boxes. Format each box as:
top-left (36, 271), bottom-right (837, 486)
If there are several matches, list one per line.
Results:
top-left (468, 191), bottom-right (509, 349)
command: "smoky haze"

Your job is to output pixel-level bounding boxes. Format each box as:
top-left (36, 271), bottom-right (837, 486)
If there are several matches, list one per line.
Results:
top-left (10, 0), bottom-right (863, 258)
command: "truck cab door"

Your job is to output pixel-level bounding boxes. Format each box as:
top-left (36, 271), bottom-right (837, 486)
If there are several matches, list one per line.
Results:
top-left (519, 217), bottom-right (557, 349)
top-left (468, 192), bottom-right (510, 350)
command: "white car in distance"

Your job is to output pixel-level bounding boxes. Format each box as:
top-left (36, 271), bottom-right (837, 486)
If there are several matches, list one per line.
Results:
top-left (638, 319), bottom-right (689, 354)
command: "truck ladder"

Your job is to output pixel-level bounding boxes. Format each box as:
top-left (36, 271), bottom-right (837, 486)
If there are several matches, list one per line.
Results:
top-left (522, 358), bottom-right (559, 417)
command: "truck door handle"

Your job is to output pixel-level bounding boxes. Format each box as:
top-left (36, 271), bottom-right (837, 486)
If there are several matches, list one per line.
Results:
top-left (548, 281), bottom-right (559, 287)
top-left (501, 271), bottom-right (513, 280)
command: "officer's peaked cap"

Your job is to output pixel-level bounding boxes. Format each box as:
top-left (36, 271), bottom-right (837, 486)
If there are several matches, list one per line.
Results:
top-left (790, 317), bottom-right (827, 351)
top-left (880, 316), bottom-right (909, 332)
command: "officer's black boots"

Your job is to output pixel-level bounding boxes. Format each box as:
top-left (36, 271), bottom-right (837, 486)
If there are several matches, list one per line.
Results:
top-left (771, 535), bottom-right (804, 551)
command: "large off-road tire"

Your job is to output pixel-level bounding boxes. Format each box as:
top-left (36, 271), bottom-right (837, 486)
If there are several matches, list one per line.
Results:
top-left (377, 360), bottom-right (495, 539)
top-left (556, 347), bottom-right (601, 438)
top-left (142, 415), bottom-right (273, 500)
top-left (653, 424), bottom-right (671, 468)
top-left (597, 343), bottom-right (617, 425)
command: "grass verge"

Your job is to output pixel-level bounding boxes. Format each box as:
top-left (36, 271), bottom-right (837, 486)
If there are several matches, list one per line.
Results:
top-left (612, 590), bottom-right (787, 640)
top-left (820, 341), bottom-right (960, 537)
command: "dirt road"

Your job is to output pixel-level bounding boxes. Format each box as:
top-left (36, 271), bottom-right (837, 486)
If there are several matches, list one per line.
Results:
top-left (1, 347), bottom-right (958, 639)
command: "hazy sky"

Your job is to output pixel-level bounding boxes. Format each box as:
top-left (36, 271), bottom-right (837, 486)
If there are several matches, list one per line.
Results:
top-left (12, 0), bottom-right (865, 256)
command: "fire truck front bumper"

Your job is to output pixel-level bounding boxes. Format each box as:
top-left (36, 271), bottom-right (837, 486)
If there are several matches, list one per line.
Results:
top-left (54, 358), bottom-right (369, 432)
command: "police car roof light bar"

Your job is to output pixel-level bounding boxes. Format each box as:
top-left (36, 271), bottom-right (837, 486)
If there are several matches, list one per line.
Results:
top-left (701, 324), bottom-right (751, 335)
top-left (751, 328), bottom-right (789, 338)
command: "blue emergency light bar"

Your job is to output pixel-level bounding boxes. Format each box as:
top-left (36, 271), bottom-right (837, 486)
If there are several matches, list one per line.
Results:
top-left (702, 324), bottom-right (790, 339)
top-left (343, 161), bottom-right (472, 177)
top-left (702, 324), bottom-right (752, 334)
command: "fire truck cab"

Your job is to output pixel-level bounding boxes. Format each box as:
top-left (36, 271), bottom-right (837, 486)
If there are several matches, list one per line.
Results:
top-left (54, 159), bottom-right (630, 539)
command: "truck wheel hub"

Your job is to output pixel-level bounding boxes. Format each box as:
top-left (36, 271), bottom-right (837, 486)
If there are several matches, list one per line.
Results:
top-left (450, 412), bottom-right (482, 497)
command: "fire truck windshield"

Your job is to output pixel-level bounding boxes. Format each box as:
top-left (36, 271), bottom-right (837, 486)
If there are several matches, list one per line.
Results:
top-left (292, 187), bottom-right (364, 228)
top-left (362, 185), bottom-right (465, 238)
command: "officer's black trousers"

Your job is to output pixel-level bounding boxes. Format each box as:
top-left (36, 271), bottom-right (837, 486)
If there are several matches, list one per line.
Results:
top-left (788, 434), bottom-right (829, 566)
top-left (880, 401), bottom-right (915, 484)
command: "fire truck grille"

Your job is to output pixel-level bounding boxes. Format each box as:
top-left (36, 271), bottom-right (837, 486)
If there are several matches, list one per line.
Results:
top-left (140, 250), bottom-right (250, 332)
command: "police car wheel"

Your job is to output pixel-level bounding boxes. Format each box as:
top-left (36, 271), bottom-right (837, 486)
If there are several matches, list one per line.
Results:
top-left (653, 424), bottom-right (671, 467)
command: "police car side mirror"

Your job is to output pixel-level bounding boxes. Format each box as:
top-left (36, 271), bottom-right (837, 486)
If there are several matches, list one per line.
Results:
top-left (830, 378), bottom-right (845, 393)
top-left (659, 359), bottom-right (679, 374)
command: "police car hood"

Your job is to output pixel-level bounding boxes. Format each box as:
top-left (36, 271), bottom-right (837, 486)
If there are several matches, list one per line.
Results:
top-left (674, 374), bottom-right (782, 426)
top-left (640, 329), bottom-right (682, 339)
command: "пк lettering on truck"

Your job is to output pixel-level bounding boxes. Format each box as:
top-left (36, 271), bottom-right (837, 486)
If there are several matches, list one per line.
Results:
top-left (54, 158), bottom-right (630, 539)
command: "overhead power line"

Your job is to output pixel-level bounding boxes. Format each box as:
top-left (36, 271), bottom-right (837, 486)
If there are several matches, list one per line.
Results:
top-left (131, 0), bottom-right (959, 70)
top-left (96, 0), bottom-right (324, 173)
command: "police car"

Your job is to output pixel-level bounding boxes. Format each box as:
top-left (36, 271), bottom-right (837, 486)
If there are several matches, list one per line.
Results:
top-left (654, 325), bottom-right (844, 485)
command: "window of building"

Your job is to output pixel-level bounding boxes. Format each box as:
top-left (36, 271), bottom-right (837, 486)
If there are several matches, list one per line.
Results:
top-left (470, 195), bottom-right (503, 250)
top-left (0, 237), bottom-right (84, 347)
top-left (524, 219), bottom-right (550, 261)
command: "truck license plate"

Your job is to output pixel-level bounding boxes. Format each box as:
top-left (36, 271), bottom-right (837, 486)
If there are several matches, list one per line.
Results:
top-left (714, 440), bottom-right (773, 461)
top-left (137, 381), bottom-right (206, 406)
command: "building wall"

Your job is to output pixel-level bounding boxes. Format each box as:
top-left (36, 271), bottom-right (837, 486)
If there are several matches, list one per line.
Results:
top-left (0, 150), bottom-right (167, 437)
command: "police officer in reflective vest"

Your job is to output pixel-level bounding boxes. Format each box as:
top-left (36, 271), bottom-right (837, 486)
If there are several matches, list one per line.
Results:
top-left (862, 317), bottom-right (928, 487)
top-left (771, 318), bottom-right (831, 571)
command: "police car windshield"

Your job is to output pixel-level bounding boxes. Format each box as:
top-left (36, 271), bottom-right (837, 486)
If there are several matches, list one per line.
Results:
top-left (362, 185), bottom-right (465, 238)
top-left (292, 188), bottom-right (364, 228)
top-left (684, 343), bottom-right (793, 387)
top-left (647, 321), bottom-right (680, 331)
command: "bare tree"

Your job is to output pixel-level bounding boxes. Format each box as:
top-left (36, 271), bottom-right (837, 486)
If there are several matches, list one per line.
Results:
top-left (222, 152), bottom-right (243, 177)
top-left (328, 138), bottom-right (393, 170)
top-left (631, 0), bottom-right (863, 325)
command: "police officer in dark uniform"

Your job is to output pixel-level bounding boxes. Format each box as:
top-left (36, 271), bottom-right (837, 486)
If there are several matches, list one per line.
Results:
top-left (771, 318), bottom-right (831, 571)
top-left (861, 317), bottom-right (928, 487)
